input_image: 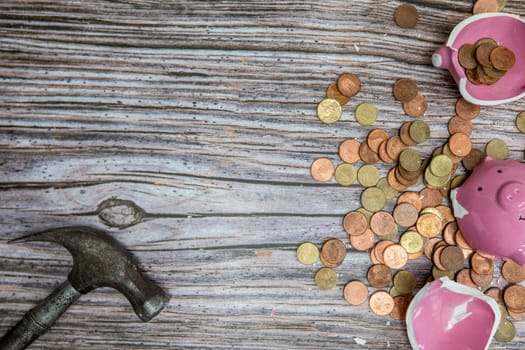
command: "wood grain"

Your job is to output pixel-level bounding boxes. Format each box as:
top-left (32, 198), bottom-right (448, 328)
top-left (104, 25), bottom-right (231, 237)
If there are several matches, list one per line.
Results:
top-left (1, 1), bottom-right (524, 349)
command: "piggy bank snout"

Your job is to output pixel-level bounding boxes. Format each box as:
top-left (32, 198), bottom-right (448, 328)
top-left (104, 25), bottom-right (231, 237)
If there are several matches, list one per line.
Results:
top-left (497, 181), bottom-right (525, 211)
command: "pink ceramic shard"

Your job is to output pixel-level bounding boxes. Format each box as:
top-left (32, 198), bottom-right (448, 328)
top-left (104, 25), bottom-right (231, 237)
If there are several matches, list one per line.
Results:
top-left (451, 157), bottom-right (525, 265)
top-left (406, 277), bottom-right (500, 350)
top-left (432, 13), bottom-right (525, 105)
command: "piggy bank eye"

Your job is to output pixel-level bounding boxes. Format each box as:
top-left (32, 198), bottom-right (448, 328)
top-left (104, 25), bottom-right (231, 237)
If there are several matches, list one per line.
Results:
top-left (478, 187), bottom-right (483, 191)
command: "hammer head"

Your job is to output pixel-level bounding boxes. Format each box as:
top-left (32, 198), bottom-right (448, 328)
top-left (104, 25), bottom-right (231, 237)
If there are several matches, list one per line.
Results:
top-left (10, 227), bottom-right (169, 322)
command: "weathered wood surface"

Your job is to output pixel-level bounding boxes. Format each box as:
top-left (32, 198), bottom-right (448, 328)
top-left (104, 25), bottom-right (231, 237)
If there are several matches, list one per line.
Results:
top-left (1, 1), bottom-right (524, 349)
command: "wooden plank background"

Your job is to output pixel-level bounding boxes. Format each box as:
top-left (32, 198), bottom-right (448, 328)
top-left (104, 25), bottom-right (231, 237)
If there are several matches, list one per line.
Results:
top-left (1, 1), bottom-right (524, 349)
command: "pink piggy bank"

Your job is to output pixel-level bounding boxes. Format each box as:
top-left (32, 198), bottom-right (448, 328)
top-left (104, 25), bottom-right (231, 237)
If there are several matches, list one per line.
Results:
top-left (451, 157), bottom-right (525, 265)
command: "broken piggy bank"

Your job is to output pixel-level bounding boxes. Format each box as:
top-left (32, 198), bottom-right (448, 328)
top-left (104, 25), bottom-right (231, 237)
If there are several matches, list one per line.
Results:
top-left (451, 157), bottom-right (525, 265)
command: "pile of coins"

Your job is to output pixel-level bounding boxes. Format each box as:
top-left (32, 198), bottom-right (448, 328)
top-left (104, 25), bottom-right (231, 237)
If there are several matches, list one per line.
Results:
top-left (301, 73), bottom-right (524, 342)
top-left (458, 38), bottom-right (516, 85)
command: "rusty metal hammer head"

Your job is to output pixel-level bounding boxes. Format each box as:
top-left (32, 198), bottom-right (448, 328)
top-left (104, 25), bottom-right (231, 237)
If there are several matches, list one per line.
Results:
top-left (10, 226), bottom-right (169, 322)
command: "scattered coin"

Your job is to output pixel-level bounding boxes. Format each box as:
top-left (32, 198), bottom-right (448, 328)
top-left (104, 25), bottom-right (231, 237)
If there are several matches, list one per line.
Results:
top-left (320, 238), bottom-right (347, 268)
top-left (485, 138), bottom-right (508, 159)
top-left (393, 270), bottom-right (417, 295)
top-left (343, 211), bottom-right (369, 237)
top-left (367, 263), bottom-right (392, 288)
top-left (495, 319), bottom-right (516, 342)
top-left (326, 83), bottom-right (350, 106)
top-left (317, 98), bottom-right (343, 124)
top-left (403, 94), bottom-right (427, 118)
top-left (315, 267), bottom-right (338, 290)
top-left (297, 242), bottom-right (319, 265)
top-left (390, 296), bottom-right (410, 320)
top-left (394, 4), bottom-right (419, 29)
top-left (504, 285), bottom-right (525, 313)
top-left (370, 211), bottom-right (396, 237)
top-left (462, 148), bottom-right (486, 171)
top-left (335, 163), bottom-right (358, 186)
top-left (455, 98), bottom-right (480, 120)
top-left (357, 164), bottom-right (381, 187)
top-left (440, 245), bottom-right (465, 271)
top-left (361, 186), bottom-right (387, 212)
top-left (393, 202), bottom-right (419, 227)
top-left (490, 46), bottom-right (516, 71)
top-left (367, 129), bottom-right (390, 153)
top-left (310, 157), bottom-right (335, 182)
top-left (337, 72), bottom-right (361, 97)
top-left (516, 111), bottom-right (525, 133)
top-left (393, 78), bottom-right (418, 102)
top-left (383, 243), bottom-right (408, 269)
top-left (339, 139), bottom-right (361, 163)
top-left (355, 103), bottom-right (378, 125)
top-left (501, 259), bottom-right (525, 284)
top-left (400, 230), bottom-right (425, 255)
top-left (471, 252), bottom-right (494, 275)
top-left (448, 116), bottom-right (473, 136)
top-left (408, 120), bottom-right (430, 144)
top-left (448, 132), bottom-right (472, 157)
top-left (343, 280), bottom-right (368, 306)
top-left (369, 290), bottom-right (395, 316)
top-left (472, 0), bottom-right (499, 15)
top-left (349, 228), bottom-right (376, 251)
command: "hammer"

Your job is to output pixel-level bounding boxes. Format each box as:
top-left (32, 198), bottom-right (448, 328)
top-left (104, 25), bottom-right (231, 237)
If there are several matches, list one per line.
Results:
top-left (0, 227), bottom-right (170, 349)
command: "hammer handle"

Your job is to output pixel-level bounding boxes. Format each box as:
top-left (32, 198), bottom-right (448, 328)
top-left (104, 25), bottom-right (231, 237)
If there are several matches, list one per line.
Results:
top-left (0, 280), bottom-right (81, 350)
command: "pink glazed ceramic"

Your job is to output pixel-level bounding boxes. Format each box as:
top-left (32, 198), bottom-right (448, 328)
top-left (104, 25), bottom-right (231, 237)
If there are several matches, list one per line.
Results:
top-left (406, 277), bottom-right (500, 350)
top-left (432, 13), bottom-right (525, 106)
top-left (451, 157), bottom-right (525, 265)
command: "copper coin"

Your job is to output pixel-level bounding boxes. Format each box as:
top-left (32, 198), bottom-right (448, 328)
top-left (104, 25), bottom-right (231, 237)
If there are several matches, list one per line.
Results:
top-left (448, 116), bottom-right (473, 136)
top-left (436, 205), bottom-right (455, 225)
top-left (397, 191), bottom-right (423, 212)
top-left (455, 268), bottom-right (477, 288)
top-left (455, 229), bottom-right (473, 251)
top-left (390, 296), bottom-right (410, 320)
top-left (455, 98), bottom-right (480, 120)
top-left (370, 211), bottom-right (396, 237)
top-left (374, 240), bottom-right (395, 265)
top-left (320, 238), bottom-right (347, 268)
top-left (504, 285), bottom-right (525, 313)
top-left (349, 228), bottom-right (376, 251)
top-left (393, 78), bottom-right (418, 102)
top-left (470, 269), bottom-right (493, 288)
top-left (385, 136), bottom-right (408, 161)
top-left (367, 263), bottom-right (392, 288)
top-left (337, 72), bottom-right (361, 97)
top-left (326, 83), bottom-right (350, 105)
top-left (432, 245), bottom-right (448, 271)
top-left (485, 287), bottom-right (503, 303)
top-left (387, 167), bottom-right (408, 191)
top-left (367, 129), bottom-right (390, 153)
top-left (378, 140), bottom-right (397, 164)
top-left (402, 94), bottom-right (427, 118)
top-left (472, 0), bottom-right (499, 14)
top-left (501, 259), bottom-right (525, 284)
top-left (448, 132), bottom-right (472, 157)
top-left (393, 202), bottom-right (419, 228)
top-left (476, 64), bottom-right (499, 85)
top-left (458, 43), bottom-right (478, 69)
top-left (462, 148), bottom-right (486, 171)
top-left (383, 244), bottom-right (408, 269)
top-left (416, 213), bottom-right (443, 238)
top-left (343, 280), bottom-right (369, 306)
top-left (466, 67), bottom-right (482, 85)
top-left (399, 121), bottom-right (418, 146)
top-left (508, 308), bottom-right (525, 321)
top-left (359, 141), bottom-right (380, 164)
top-left (369, 290), bottom-right (395, 316)
top-left (419, 188), bottom-right (442, 208)
top-left (490, 46), bottom-right (516, 71)
top-left (339, 139), bottom-right (361, 164)
top-left (310, 158), bottom-right (335, 182)
top-left (440, 245), bottom-right (465, 271)
top-left (394, 4), bottom-right (419, 29)
top-left (424, 237), bottom-right (443, 260)
top-left (442, 222), bottom-right (458, 245)
top-left (476, 42), bottom-right (498, 67)
top-left (471, 252), bottom-right (494, 275)
top-left (343, 211), bottom-right (369, 236)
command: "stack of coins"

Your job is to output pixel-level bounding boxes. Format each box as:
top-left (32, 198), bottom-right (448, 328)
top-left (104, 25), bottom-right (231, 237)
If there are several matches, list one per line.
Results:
top-left (458, 38), bottom-right (516, 85)
top-left (317, 72), bottom-right (361, 124)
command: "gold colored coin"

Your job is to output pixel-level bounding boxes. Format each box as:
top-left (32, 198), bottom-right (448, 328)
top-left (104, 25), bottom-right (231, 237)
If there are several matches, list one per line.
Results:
top-left (424, 166), bottom-right (450, 188)
top-left (399, 230), bottom-right (425, 254)
top-left (430, 154), bottom-right (454, 177)
top-left (494, 320), bottom-right (516, 342)
top-left (361, 186), bottom-right (387, 212)
top-left (399, 148), bottom-right (421, 173)
top-left (317, 98), bottom-right (342, 124)
top-left (310, 157), bottom-right (335, 182)
top-left (516, 111), bottom-right (525, 133)
top-left (408, 120), bottom-right (430, 144)
top-left (497, 0), bottom-right (507, 11)
top-left (315, 267), bottom-right (338, 290)
top-left (393, 270), bottom-right (417, 295)
top-left (334, 163), bottom-right (357, 186)
top-left (296, 242), bottom-right (319, 265)
top-left (485, 138), bottom-right (508, 159)
top-left (355, 103), bottom-right (378, 126)
top-left (376, 177), bottom-right (399, 200)
top-left (357, 164), bottom-right (381, 187)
